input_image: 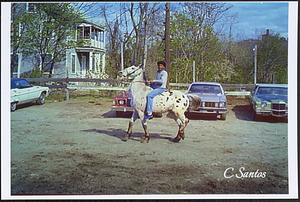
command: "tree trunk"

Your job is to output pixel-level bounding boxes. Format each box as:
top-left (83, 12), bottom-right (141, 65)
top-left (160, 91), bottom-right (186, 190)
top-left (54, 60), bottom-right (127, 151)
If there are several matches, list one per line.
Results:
top-left (48, 61), bottom-right (55, 78)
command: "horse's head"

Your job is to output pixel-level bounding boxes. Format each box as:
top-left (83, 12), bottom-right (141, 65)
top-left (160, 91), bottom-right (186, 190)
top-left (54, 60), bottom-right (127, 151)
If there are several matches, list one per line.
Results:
top-left (118, 64), bottom-right (144, 80)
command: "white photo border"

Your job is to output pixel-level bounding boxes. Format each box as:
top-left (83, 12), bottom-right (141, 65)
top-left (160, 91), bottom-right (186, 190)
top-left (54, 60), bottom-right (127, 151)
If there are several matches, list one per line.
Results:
top-left (1, 1), bottom-right (298, 200)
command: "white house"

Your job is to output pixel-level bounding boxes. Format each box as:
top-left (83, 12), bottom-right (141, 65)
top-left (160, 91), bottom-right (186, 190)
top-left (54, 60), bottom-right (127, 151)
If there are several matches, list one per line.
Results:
top-left (11, 3), bottom-right (107, 79)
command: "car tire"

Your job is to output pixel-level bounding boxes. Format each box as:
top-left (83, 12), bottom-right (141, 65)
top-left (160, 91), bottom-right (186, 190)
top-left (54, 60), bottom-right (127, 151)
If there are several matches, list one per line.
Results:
top-left (220, 113), bottom-right (226, 120)
top-left (37, 92), bottom-right (46, 105)
top-left (11, 102), bottom-right (17, 112)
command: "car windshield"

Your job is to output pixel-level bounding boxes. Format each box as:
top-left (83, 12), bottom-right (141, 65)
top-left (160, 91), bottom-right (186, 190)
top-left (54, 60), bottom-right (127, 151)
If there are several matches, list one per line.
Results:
top-left (188, 84), bottom-right (222, 94)
top-left (11, 79), bottom-right (31, 89)
top-left (256, 87), bottom-right (287, 96)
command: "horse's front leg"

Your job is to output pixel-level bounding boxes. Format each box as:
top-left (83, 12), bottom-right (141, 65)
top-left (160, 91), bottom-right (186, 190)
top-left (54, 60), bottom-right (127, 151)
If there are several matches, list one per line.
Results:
top-left (136, 110), bottom-right (150, 143)
top-left (123, 110), bottom-right (138, 141)
top-left (140, 119), bottom-right (150, 143)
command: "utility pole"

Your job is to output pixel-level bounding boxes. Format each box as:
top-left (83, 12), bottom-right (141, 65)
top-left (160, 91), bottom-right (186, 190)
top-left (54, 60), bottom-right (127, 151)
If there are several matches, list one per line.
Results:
top-left (253, 44), bottom-right (257, 84)
top-left (165, 3), bottom-right (171, 83)
top-left (119, 5), bottom-right (124, 71)
top-left (120, 39), bottom-right (124, 71)
top-left (142, 16), bottom-right (148, 68)
top-left (192, 60), bottom-right (195, 82)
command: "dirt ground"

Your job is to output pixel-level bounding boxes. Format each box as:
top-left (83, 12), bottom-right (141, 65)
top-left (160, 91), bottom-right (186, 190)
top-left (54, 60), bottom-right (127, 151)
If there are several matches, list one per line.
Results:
top-left (11, 95), bottom-right (288, 195)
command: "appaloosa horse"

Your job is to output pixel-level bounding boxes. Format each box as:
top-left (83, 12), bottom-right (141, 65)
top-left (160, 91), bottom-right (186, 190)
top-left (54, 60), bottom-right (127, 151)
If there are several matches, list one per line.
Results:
top-left (119, 65), bottom-right (201, 143)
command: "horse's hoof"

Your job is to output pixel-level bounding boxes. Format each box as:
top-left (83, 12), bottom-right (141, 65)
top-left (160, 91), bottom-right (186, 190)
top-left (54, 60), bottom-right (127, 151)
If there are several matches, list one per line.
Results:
top-left (122, 134), bottom-right (129, 142)
top-left (140, 136), bottom-right (150, 143)
top-left (181, 133), bottom-right (185, 140)
top-left (173, 137), bottom-right (181, 143)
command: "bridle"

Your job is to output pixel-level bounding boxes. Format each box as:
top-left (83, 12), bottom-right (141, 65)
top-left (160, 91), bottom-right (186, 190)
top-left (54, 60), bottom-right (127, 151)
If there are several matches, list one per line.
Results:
top-left (120, 65), bottom-right (147, 84)
top-left (126, 66), bottom-right (147, 84)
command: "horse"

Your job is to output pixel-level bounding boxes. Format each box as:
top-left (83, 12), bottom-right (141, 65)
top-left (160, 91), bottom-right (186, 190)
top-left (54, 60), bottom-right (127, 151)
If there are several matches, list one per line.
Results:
top-left (118, 64), bottom-right (201, 143)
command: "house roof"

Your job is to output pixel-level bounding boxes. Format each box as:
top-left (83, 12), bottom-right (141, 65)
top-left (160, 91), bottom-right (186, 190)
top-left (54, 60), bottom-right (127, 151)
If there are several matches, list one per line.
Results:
top-left (77, 20), bottom-right (105, 31)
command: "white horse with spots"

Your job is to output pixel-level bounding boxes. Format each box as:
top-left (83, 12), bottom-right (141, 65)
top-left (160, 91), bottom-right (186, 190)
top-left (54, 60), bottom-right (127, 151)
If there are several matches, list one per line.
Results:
top-left (119, 65), bottom-right (201, 143)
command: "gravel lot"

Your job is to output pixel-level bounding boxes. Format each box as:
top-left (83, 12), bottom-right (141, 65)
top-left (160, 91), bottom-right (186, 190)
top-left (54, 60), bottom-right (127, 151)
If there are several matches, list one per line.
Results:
top-left (11, 96), bottom-right (288, 195)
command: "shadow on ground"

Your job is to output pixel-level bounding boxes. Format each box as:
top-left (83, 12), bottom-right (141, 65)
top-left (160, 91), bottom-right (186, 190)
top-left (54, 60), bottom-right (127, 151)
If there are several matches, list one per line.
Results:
top-left (232, 105), bottom-right (287, 123)
top-left (13, 102), bottom-right (37, 111)
top-left (104, 111), bottom-right (220, 121)
top-left (101, 111), bottom-right (132, 118)
top-left (102, 110), bottom-right (163, 119)
top-left (185, 112), bottom-right (218, 121)
top-left (81, 128), bottom-right (175, 142)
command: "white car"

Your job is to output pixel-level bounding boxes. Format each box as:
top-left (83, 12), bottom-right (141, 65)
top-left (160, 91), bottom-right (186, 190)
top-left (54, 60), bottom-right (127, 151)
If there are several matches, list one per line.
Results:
top-left (11, 78), bottom-right (49, 112)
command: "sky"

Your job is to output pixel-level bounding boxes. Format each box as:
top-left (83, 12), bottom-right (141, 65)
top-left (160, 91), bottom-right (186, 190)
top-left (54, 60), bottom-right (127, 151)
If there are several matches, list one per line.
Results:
top-left (87, 2), bottom-right (289, 41)
top-left (225, 2), bottom-right (288, 40)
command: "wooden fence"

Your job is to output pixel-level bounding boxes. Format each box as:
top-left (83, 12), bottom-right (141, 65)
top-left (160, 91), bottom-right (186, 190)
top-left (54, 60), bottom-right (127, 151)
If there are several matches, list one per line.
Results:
top-left (24, 77), bottom-right (254, 100)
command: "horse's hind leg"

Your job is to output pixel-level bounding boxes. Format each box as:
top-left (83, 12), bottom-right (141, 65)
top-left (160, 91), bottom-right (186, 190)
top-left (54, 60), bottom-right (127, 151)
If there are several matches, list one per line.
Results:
top-left (123, 110), bottom-right (138, 141)
top-left (173, 112), bottom-right (187, 142)
top-left (181, 116), bottom-right (190, 140)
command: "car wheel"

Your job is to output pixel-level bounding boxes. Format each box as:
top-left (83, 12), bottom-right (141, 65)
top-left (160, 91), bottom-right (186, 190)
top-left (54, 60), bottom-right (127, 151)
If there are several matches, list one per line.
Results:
top-left (37, 92), bottom-right (46, 105)
top-left (11, 102), bottom-right (17, 112)
top-left (220, 113), bottom-right (226, 120)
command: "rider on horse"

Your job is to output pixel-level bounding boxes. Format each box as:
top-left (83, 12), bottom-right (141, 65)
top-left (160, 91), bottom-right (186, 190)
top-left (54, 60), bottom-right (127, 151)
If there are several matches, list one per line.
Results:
top-left (144, 61), bottom-right (168, 120)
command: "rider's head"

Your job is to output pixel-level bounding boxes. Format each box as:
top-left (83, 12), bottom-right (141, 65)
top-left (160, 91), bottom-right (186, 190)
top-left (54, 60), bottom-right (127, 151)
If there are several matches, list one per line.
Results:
top-left (157, 61), bottom-right (166, 71)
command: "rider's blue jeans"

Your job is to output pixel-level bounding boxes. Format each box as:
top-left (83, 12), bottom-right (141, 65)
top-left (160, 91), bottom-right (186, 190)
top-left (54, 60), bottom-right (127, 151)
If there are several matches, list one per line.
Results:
top-left (146, 87), bottom-right (166, 114)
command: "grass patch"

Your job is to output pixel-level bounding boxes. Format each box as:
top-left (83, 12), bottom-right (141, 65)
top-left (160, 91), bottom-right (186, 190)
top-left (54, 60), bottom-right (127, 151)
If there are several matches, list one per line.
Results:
top-left (47, 93), bottom-right (65, 103)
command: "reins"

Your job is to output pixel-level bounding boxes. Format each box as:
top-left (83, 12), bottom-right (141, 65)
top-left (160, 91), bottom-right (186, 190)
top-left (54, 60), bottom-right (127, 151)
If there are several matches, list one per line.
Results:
top-left (119, 65), bottom-right (147, 84)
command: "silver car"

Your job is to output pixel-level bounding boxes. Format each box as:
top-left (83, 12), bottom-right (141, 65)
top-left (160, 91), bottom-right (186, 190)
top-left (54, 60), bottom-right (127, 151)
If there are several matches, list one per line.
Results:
top-left (186, 82), bottom-right (228, 120)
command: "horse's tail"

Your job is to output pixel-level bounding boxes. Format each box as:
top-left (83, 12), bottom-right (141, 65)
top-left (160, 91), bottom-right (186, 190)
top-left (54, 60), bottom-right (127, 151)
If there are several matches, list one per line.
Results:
top-left (187, 94), bottom-right (201, 111)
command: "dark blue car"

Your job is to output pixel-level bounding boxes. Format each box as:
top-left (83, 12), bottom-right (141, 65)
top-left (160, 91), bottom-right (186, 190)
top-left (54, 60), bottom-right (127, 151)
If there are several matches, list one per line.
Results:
top-left (250, 84), bottom-right (288, 120)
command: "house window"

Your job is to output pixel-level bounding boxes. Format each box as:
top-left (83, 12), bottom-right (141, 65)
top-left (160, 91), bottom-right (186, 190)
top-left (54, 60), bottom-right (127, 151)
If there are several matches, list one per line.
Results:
top-left (77, 27), bottom-right (84, 40)
top-left (95, 30), bottom-right (98, 41)
top-left (84, 27), bottom-right (90, 39)
top-left (92, 56), bottom-right (95, 71)
top-left (71, 55), bottom-right (76, 73)
top-left (100, 31), bottom-right (104, 42)
top-left (99, 53), bottom-right (103, 72)
top-left (27, 3), bottom-right (36, 13)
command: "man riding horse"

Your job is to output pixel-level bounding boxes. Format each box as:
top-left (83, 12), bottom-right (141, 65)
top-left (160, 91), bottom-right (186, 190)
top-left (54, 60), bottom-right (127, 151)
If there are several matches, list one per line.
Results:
top-left (144, 61), bottom-right (168, 120)
top-left (119, 63), bottom-right (201, 143)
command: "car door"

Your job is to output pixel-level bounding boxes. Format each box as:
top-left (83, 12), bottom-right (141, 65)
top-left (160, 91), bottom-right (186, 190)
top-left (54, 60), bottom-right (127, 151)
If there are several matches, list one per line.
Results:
top-left (12, 80), bottom-right (28, 104)
top-left (28, 85), bottom-right (44, 101)
top-left (22, 80), bottom-right (43, 101)
top-left (16, 80), bottom-right (35, 103)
